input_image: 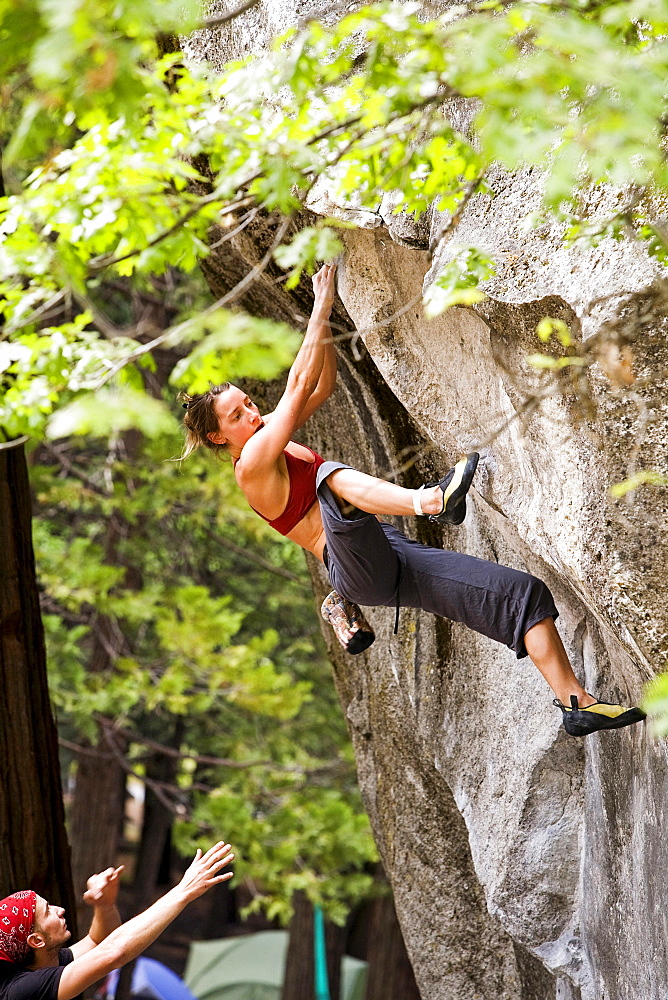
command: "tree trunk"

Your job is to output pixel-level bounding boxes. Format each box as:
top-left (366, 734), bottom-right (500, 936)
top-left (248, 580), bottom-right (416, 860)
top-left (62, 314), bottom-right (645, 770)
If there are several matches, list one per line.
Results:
top-left (362, 895), bottom-right (421, 1000)
top-left (201, 880), bottom-right (236, 939)
top-left (68, 516), bottom-right (128, 931)
top-left (0, 442), bottom-right (76, 925)
top-left (68, 439), bottom-right (139, 930)
top-left (281, 891), bottom-right (346, 1000)
top-left (68, 742), bottom-right (126, 931)
top-left (132, 718), bottom-right (185, 912)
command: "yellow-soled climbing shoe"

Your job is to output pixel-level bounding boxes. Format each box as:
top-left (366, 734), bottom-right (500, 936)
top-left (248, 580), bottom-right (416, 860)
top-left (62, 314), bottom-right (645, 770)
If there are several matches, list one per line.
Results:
top-left (554, 694), bottom-right (646, 737)
top-left (321, 591), bottom-right (375, 655)
top-left (427, 452), bottom-right (479, 526)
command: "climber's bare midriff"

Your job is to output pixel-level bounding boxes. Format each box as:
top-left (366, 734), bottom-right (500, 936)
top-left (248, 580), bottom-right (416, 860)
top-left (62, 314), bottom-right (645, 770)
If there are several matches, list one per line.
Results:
top-left (284, 503), bottom-right (327, 561)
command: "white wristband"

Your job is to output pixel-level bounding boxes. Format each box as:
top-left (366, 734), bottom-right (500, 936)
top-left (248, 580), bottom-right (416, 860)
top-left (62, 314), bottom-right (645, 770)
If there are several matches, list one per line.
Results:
top-left (412, 485), bottom-right (425, 516)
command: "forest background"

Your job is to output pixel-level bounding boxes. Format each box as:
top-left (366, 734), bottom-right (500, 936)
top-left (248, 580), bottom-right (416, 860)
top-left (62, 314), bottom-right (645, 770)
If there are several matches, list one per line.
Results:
top-left (2, 0), bottom-right (668, 997)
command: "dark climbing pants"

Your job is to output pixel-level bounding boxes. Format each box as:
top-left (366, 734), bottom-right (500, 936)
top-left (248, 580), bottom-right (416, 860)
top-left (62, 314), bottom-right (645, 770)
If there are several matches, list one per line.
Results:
top-left (317, 461), bottom-right (558, 659)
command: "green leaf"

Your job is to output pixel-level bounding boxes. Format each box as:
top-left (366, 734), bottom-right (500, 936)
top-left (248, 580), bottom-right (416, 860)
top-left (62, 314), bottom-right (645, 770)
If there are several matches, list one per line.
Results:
top-left (642, 673), bottom-right (668, 737)
top-left (536, 317), bottom-right (573, 347)
top-left (423, 247), bottom-right (494, 318)
top-left (274, 226), bottom-right (343, 288)
top-left (169, 312), bottom-right (301, 392)
top-left (46, 386), bottom-right (178, 439)
top-left (526, 354), bottom-right (588, 371)
top-left (609, 470), bottom-right (668, 499)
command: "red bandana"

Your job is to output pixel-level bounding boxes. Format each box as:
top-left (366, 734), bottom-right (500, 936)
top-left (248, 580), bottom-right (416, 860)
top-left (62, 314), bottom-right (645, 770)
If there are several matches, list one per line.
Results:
top-left (0, 891), bottom-right (37, 964)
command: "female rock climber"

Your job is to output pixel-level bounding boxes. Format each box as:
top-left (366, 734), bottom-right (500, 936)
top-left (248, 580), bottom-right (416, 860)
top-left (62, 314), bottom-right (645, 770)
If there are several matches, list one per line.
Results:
top-left (180, 263), bottom-right (645, 739)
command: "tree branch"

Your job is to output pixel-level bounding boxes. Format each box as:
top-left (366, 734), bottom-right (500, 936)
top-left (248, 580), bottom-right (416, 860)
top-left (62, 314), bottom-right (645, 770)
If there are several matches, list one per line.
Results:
top-left (88, 195), bottom-right (254, 273)
top-left (95, 716), bottom-right (347, 776)
top-left (58, 737), bottom-right (114, 759)
top-left (97, 716), bottom-right (273, 769)
top-left (101, 725), bottom-right (189, 816)
top-left (87, 90), bottom-right (449, 280)
top-left (42, 442), bottom-right (111, 495)
top-left (200, 524), bottom-right (310, 585)
top-left (2, 290), bottom-right (67, 338)
top-left (40, 595), bottom-right (90, 625)
top-left (202, 0), bottom-right (263, 30)
top-left (0, 435), bottom-right (30, 451)
top-left (207, 207), bottom-right (261, 250)
top-left (91, 215), bottom-right (292, 386)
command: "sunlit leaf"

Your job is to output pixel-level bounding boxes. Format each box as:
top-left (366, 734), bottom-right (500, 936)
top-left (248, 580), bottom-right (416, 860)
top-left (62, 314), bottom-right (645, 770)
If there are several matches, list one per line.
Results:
top-left (46, 385), bottom-right (178, 439)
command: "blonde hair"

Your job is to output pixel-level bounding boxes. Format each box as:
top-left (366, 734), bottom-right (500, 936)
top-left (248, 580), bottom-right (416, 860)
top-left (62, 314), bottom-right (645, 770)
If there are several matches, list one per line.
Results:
top-left (178, 383), bottom-right (231, 460)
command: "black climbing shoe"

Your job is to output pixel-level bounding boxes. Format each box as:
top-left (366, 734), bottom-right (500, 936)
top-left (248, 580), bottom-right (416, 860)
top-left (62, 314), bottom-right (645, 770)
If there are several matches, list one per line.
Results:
top-left (554, 694), bottom-right (646, 737)
top-left (321, 591), bottom-right (375, 654)
top-left (426, 452), bottom-right (479, 525)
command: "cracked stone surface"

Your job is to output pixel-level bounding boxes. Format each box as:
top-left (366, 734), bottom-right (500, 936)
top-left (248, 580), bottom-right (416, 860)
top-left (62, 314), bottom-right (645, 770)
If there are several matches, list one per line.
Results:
top-left (189, 4), bottom-right (668, 997)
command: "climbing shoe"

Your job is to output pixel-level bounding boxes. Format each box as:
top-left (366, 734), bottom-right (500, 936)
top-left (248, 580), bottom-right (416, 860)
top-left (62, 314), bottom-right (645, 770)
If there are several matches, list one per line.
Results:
top-left (554, 694), bottom-right (646, 737)
top-left (321, 591), bottom-right (375, 655)
top-left (414, 452), bottom-right (479, 525)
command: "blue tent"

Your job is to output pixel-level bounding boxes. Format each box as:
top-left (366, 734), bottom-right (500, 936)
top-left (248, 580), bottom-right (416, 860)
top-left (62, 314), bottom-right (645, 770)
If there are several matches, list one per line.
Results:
top-left (105, 957), bottom-right (198, 1000)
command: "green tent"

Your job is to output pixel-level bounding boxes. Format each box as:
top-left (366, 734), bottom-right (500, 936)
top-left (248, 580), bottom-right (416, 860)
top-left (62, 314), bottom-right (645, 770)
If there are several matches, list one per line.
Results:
top-left (184, 931), bottom-right (367, 1000)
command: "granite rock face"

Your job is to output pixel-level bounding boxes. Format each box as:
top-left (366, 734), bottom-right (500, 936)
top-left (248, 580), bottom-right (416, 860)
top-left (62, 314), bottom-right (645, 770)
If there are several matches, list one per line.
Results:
top-left (311, 221), bottom-right (668, 1000)
top-left (192, 5), bottom-right (668, 998)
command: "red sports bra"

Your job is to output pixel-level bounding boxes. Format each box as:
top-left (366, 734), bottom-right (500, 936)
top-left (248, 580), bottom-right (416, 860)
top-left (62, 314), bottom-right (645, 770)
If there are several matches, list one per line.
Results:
top-left (237, 445), bottom-right (325, 536)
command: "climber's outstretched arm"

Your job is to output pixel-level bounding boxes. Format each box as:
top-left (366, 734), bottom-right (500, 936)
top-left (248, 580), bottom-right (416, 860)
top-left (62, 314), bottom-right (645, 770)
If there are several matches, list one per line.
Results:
top-left (287, 308), bottom-right (337, 430)
top-left (240, 264), bottom-right (337, 475)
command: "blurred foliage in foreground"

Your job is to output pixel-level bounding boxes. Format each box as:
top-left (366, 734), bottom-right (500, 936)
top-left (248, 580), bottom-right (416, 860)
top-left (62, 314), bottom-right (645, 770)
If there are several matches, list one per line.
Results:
top-left (2, 0), bottom-right (668, 453)
top-left (642, 676), bottom-right (668, 738)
